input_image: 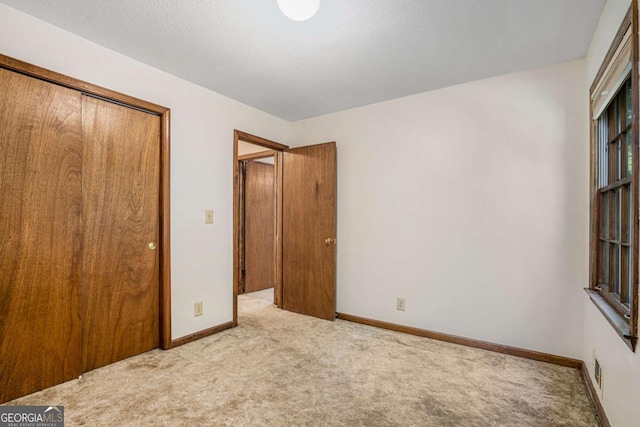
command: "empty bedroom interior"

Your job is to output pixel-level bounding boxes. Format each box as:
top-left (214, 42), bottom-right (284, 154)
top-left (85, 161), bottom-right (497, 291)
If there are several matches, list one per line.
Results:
top-left (1, 0), bottom-right (640, 426)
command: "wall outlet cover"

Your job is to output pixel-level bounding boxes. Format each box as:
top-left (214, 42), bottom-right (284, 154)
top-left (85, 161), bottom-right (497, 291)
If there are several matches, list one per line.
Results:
top-left (205, 209), bottom-right (214, 224)
top-left (194, 301), bottom-right (203, 317)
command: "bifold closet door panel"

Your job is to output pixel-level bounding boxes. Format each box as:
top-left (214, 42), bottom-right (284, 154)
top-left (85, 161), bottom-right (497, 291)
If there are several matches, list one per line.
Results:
top-left (81, 96), bottom-right (160, 372)
top-left (0, 69), bottom-right (83, 403)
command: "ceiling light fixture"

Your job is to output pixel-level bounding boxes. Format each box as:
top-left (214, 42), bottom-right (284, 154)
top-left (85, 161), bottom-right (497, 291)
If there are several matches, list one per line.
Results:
top-left (277, 0), bottom-right (320, 21)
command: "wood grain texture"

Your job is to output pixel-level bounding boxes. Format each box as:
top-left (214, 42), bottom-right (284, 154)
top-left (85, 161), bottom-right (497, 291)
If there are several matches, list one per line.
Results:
top-left (238, 150), bottom-right (276, 161)
top-left (590, 5), bottom-right (633, 93)
top-left (283, 142), bottom-right (336, 321)
top-left (589, 95), bottom-right (599, 291)
top-left (244, 161), bottom-right (276, 293)
top-left (336, 313), bottom-right (583, 369)
top-left (585, 289), bottom-right (635, 350)
top-left (275, 151), bottom-right (284, 308)
top-left (588, 1), bottom-right (639, 347)
top-left (81, 95), bottom-right (160, 372)
top-left (233, 130), bottom-right (286, 321)
top-left (0, 69), bottom-right (83, 403)
top-left (1, 54), bottom-right (172, 351)
top-left (238, 161), bottom-right (246, 294)
top-left (0, 54), bottom-right (168, 115)
top-left (170, 321), bottom-right (237, 348)
top-left (235, 130), bottom-right (289, 151)
top-left (159, 110), bottom-right (172, 350)
top-left (233, 134), bottom-right (240, 324)
top-left (630, 0), bottom-right (639, 343)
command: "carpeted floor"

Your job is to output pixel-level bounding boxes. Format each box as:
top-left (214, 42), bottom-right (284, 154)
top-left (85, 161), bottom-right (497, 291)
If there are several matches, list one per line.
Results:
top-left (244, 287), bottom-right (275, 302)
top-left (5, 291), bottom-right (598, 426)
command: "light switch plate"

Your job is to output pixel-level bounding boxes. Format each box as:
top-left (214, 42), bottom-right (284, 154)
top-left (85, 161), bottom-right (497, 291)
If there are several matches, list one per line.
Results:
top-left (205, 209), bottom-right (214, 224)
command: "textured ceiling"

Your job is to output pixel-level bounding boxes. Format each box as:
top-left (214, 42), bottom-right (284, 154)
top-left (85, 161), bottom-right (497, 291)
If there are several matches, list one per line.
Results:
top-left (1, 0), bottom-right (605, 121)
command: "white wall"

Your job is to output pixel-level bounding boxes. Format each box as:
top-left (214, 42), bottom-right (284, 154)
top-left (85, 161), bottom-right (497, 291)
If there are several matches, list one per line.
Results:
top-left (5, 8), bottom-right (637, 418)
top-left (0, 3), bottom-right (291, 340)
top-left (293, 59), bottom-right (588, 359)
top-left (583, 1), bottom-right (640, 426)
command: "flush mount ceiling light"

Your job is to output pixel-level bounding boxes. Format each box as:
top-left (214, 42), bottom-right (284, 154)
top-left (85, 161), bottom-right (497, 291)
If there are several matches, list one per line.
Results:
top-left (277, 0), bottom-right (320, 21)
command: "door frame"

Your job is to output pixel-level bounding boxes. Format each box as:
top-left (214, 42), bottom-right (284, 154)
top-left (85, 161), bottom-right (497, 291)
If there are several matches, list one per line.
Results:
top-left (0, 54), bottom-right (173, 350)
top-left (233, 130), bottom-right (288, 323)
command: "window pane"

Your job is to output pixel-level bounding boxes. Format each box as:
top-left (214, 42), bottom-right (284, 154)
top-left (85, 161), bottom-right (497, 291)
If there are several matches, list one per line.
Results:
top-left (626, 79), bottom-right (633, 126)
top-left (611, 244), bottom-right (620, 295)
top-left (602, 192), bottom-right (609, 239)
top-left (627, 247), bottom-right (633, 308)
top-left (621, 245), bottom-right (629, 304)
top-left (629, 187), bottom-right (633, 244)
top-left (610, 139), bottom-right (620, 182)
top-left (615, 94), bottom-right (621, 134)
top-left (602, 242), bottom-right (610, 287)
top-left (595, 75), bottom-right (634, 306)
top-left (617, 140), bottom-right (622, 180)
top-left (599, 113), bottom-right (609, 188)
top-left (626, 131), bottom-right (633, 176)
top-left (622, 185), bottom-right (630, 244)
top-left (611, 189), bottom-right (620, 240)
top-left (617, 187), bottom-right (622, 240)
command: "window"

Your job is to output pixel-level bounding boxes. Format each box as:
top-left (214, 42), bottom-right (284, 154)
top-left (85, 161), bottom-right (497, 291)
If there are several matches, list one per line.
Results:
top-left (595, 79), bottom-right (633, 309)
top-left (589, 5), bottom-right (638, 351)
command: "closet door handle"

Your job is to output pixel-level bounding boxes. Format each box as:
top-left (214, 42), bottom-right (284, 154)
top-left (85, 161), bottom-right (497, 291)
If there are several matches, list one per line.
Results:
top-left (148, 241), bottom-right (157, 250)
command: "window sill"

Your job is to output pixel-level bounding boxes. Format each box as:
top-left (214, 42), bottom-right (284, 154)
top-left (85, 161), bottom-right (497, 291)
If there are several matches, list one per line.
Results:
top-left (585, 288), bottom-right (637, 351)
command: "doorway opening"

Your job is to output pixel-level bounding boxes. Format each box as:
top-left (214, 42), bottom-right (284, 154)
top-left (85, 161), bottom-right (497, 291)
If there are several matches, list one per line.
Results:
top-left (233, 129), bottom-right (338, 325)
top-left (239, 144), bottom-right (276, 299)
top-left (233, 131), bottom-right (288, 323)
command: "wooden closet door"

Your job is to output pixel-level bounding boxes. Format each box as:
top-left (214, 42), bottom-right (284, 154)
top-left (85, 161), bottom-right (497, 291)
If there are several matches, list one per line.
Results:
top-left (0, 69), bottom-right (83, 403)
top-left (244, 161), bottom-right (276, 293)
top-left (81, 95), bottom-right (160, 372)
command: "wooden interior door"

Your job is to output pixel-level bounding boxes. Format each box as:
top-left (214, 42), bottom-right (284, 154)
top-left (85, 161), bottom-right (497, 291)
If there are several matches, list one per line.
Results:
top-left (283, 142), bottom-right (337, 320)
top-left (81, 95), bottom-right (160, 372)
top-left (0, 69), bottom-right (83, 402)
top-left (244, 160), bottom-right (276, 293)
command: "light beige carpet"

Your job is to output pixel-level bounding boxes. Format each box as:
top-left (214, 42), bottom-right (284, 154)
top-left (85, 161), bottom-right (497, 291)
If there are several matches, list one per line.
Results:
top-left (5, 294), bottom-right (598, 426)
top-left (243, 287), bottom-right (275, 302)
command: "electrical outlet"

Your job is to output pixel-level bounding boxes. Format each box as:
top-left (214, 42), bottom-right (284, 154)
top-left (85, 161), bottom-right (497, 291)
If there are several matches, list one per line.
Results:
top-left (396, 297), bottom-right (406, 311)
top-left (194, 301), bottom-right (203, 317)
top-left (205, 209), bottom-right (214, 224)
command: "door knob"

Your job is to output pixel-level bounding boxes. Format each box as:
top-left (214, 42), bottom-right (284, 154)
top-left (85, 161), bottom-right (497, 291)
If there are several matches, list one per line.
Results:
top-left (148, 241), bottom-right (157, 250)
top-left (324, 238), bottom-right (336, 246)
